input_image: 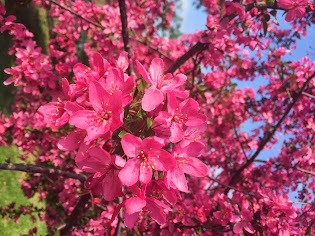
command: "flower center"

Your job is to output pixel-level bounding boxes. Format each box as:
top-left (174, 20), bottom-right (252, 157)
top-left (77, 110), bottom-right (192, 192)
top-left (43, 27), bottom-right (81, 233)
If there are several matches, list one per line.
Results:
top-left (137, 150), bottom-right (157, 169)
top-left (173, 108), bottom-right (188, 124)
top-left (175, 155), bottom-right (192, 171)
top-left (91, 105), bottom-right (112, 125)
top-left (156, 74), bottom-right (172, 89)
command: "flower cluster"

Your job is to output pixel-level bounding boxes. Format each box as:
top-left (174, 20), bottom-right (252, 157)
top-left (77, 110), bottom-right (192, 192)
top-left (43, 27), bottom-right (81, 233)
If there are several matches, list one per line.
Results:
top-left (38, 53), bottom-right (209, 227)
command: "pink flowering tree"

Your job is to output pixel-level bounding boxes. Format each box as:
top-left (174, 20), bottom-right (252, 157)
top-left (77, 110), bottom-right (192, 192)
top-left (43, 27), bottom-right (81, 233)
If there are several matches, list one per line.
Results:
top-left (0, 0), bottom-right (315, 235)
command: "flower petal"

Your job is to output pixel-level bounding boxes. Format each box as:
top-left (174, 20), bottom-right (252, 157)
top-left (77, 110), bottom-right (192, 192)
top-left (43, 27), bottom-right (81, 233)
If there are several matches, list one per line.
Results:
top-left (139, 165), bottom-right (153, 184)
top-left (57, 129), bottom-right (86, 151)
top-left (69, 110), bottom-right (94, 129)
top-left (118, 159), bottom-right (140, 186)
top-left (136, 60), bottom-right (153, 85)
top-left (142, 87), bottom-right (164, 111)
top-left (123, 212), bottom-right (139, 229)
top-left (181, 157), bottom-right (209, 177)
top-left (169, 168), bottom-right (188, 192)
top-left (102, 171), bottom-right (122, 201)
top-left (149, 58), bottom-right (164, 85)
top-left (124, 197), bottom-right (146, 215)
top-left (146, 201), bottom-right (166, 225)
top-left (121, 133), bottom-right (142, 158)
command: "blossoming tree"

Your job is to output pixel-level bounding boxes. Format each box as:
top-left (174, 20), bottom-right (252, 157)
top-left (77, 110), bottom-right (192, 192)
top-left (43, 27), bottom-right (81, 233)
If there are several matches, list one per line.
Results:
top-left (0, 0), bottom-right (315, 235)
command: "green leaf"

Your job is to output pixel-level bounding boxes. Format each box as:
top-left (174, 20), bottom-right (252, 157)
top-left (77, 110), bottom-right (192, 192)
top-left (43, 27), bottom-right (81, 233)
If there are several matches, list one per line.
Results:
top-left (198, 85), bottom-right (207, 91)
top-left (137, 82), bottom-right (143, 92)
top-left (137, 108), bottom-right (143, 118)
top-left (146, 117), bottom-right (152, 129)
top-left (118, 130), bottom-right (127, 138)
top-left (267, 0), bottom-right (275, 5)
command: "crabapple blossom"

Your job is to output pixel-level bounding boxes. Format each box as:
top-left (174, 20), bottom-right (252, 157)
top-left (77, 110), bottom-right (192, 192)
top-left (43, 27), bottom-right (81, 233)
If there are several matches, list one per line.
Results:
top-left (278, 0), bottom-right (308, 22)
top-left (136, 59), bottom-right (188, 111)
top-left (69, 80), bottom-right (123, 141)
top-left (167, 142), bottom-right (209, 192)
top-left (155, 92), bottom-right (207, 143)
top-left (119, 133), bottom-right (175, 186)
top-left (231, 208), bottom-right (256, 234)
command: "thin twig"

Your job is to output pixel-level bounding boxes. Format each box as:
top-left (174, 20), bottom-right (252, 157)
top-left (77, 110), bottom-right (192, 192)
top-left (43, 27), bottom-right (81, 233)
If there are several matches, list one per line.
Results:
top-left (255, 159), bottom-right (315, 176)
top-left (135, 38), bottom-right (173, 62)
top-left (302, 92), bottom-right (315, 99)
top-left (208, 176), bottom-right (254, 196)
top-left (0, 163), bottom-right (87, 182)
top-left (48, 0), bottom-right (103, 29)
top-left (288, 201), bottom-right (314, 205)
top-left (233, 120), bottom-right (248, 160)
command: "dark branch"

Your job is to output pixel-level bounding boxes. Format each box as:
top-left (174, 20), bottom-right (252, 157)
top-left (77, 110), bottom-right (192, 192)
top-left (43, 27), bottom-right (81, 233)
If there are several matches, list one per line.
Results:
top-left (0, 163), bottom-right (87, 183)
top-left (165, 42), bottom-right (208, 74)
top-left (118, 0), bottom-right (133, 75)
top-left (59, 194), bottom-right (90, 235)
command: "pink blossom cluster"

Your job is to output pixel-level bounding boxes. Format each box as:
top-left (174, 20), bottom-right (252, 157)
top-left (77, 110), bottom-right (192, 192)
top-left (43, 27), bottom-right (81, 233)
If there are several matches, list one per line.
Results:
top-left (38, 52), bottom-right (209, 227)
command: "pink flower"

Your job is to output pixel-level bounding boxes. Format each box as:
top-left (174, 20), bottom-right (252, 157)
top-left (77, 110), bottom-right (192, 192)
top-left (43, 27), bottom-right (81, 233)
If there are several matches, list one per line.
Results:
top-left (73, 52), bottom-right (110, 84)
top-left (116, 51), bottom-right (129, 72)
top-left (225, 2), bottom-right (245, 20)
top-left (136, 58), bottom-right (188, 111)
top-left (155, 93), bottom-right (207, 143)
top-left (98, 68), bottom-right (134, 107)
top-left (77, 146), bottom-right (125, 201)
top-left (213, 202), bottom-right (233, 226)
top-left (111, 185), bottom-right (172, 228)
top-left (118, 133), bottom-right (175, 186)
top-left (3, 66), bottom-right (22, 86)
top-left (38, 100), bottom-right (69, 128)
top-left (146, 179), bottom-right (178, 206)
top-left (69, 80), bottom-right (123, 141)
top-left (278, 0), bottom-right (308, 22)
top-left (167, 142), bottom-right (209, 192)
top-left (57, 129), bottom-right (86, 151)
top-left (231, 208), bottom-right (256, 234)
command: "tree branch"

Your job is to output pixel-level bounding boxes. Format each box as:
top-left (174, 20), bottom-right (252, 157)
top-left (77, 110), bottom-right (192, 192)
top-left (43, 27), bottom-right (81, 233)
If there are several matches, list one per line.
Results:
top-left (225, 72), bottom-right (315, 194)
top-left (302, 91), bottom-right (315, 100)
top-left (113, 197), bottom-right (123, 236)
top-left (59, 194), bottom-right (90, 235)
top-left (118, 0), bottom-right (133, 75)
top-left (165, 42), bottom-right (208, 74)
top-left (0, 163), bottom-right (87, 182)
